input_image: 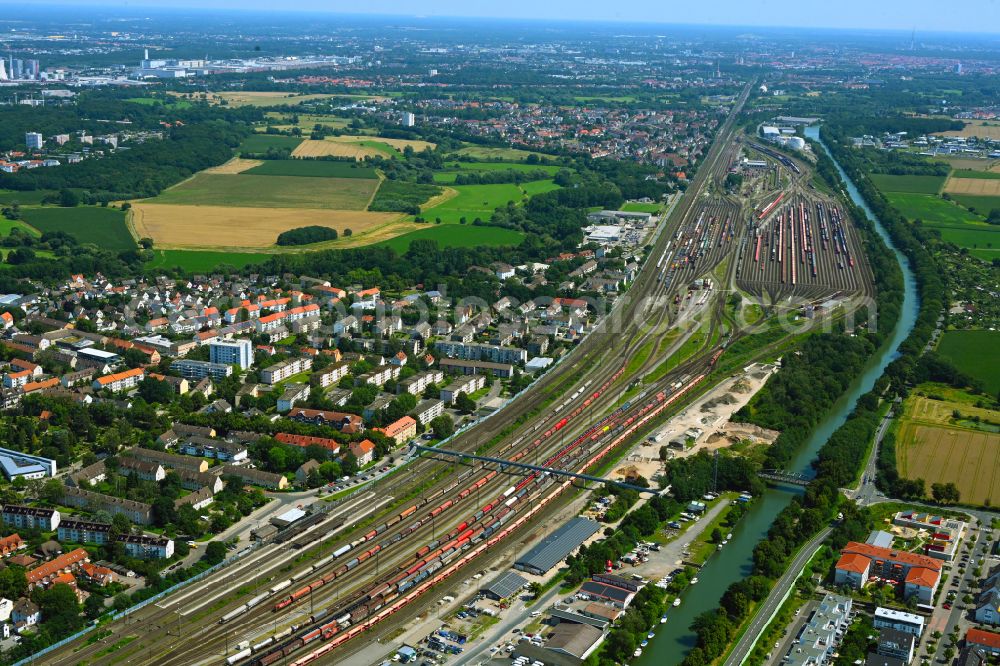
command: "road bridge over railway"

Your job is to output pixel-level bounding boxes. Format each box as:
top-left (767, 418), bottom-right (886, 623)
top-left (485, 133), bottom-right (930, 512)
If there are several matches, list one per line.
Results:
top-left (410, 444), bottom-right (658, 494)
top-left (757, 469), bottom-right (812, 487)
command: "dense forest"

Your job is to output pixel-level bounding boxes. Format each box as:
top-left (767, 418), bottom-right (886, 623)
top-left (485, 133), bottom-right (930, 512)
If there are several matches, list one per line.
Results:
top-left (0, 122), bottom-right (249, 200)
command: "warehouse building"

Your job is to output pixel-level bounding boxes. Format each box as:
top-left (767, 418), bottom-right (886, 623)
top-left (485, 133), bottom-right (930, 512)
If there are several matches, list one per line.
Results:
top-left (514, 517), bottom-right (600, 576)
top-left (481, 571), bottom-right (528, 602)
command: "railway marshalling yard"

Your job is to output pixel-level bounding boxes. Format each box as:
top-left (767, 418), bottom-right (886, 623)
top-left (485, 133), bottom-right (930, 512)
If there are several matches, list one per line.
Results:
top-left (50, 101), bottom-right (878, 666)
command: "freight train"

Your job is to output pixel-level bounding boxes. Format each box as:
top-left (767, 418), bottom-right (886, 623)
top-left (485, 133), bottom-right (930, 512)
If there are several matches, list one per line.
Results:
top-left (236, 365), bottom-right (715, 666)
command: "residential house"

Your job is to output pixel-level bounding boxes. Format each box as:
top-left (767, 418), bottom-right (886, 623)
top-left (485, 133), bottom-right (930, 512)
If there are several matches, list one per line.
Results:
top-left (220, 464), bottom-right (288, 490)
top-left (349, 439), bottom-right (376, 467)
top-left (373, 416), bottom-right (417, 447)
top-left (125, 447), bottom-right (209, 473)
top-left (275, 433), bottom-right (341, 455)
top-left (966, 628), bottom-right (1000, 656)
top-left (117, 457), bottom-right (166, 482)
top-left (286, 408), bottom-right (364, 434)
top-left (295, 460), bottom-right (321, 486)
top-left (174, 486), bottom-right (214, 511)
top-left (0, 534), bottom-right (24, 557)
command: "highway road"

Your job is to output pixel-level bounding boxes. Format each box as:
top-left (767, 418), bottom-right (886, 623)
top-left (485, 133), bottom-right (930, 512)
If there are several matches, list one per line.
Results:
top-left (722, 526), bottom-right (833, 666)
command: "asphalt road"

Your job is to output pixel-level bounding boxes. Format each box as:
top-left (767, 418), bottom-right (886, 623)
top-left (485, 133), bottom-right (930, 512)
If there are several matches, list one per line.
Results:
top-left (722, 526), bottom-right (833, 666)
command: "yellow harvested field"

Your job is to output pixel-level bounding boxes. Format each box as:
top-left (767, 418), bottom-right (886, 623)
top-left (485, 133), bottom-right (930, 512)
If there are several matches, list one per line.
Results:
top-left (130, 203), bottom-right (400, 249)
top-left (898, 423), bottom-right (1000, 505)
top-left (291, 136), bottom-right (436, 160)
top-left (203, 158), bottom-right (263, 174)
top-left (944, 177), bottom-right (1000, 196)
top-left (938, 120), bottom-right (1000, 140)
top-left (895, 396), bottom-right (1000, 505)
top-left (292, 140), bottom-right (382, 160)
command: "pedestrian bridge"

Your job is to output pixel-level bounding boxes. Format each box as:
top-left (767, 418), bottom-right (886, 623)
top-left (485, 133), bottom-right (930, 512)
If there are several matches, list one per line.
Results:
top-left (410, 444), bottom-right (658, 494)
top-left (757, 469), bottom-right (812, 487)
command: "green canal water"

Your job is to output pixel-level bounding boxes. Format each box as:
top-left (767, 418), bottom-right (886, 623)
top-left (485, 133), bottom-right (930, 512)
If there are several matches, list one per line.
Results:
top-left (636, 126), bottom-right (919, 664)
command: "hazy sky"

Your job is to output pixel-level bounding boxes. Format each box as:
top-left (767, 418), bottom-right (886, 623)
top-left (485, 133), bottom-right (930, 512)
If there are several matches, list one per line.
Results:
top-left (29, 0), bottom-right (1000, 33)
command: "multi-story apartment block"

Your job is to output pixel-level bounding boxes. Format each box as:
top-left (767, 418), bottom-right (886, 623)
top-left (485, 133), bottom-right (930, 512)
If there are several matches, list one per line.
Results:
top-left (92, 367), bottom-right (144, 392)
top-left (440, 375), bottom-right (486, 403)
top-left (209, 338), bottom-right (254, 370)
top-left (1, 505), bottom-right (60, 531)
top-left (260, 357), bottom-right (312, 384)
top-left (171, 359), bottom-right (233, 381)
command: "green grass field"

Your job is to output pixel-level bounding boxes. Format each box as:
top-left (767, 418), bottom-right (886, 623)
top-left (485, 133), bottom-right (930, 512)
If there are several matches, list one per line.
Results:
top-left (126, 97), bottom-right (193, 109)
top-left (422, 183), bottom-right (527, 223)
top-left (885, 193), bottom-right (999, 260)
top-left (243, 160), bottom-right (377, 179)
top-left (0, 190), bottom-right (55, 206)
top-left (454, 145), bottom-right (550, 161)
top-left (572, 95), bottom-right (639, 103)
top-left (432, 162), bottom-right (562, 184)
top-left (870, 174), bottom-right (946, 194)
top-left (239, 135), bottom-right (304, 153)
top-left (0, 218), bottom-right (41, 237)
top-left (145, 249), bottom-right (271, 272)
top-left (951, 194), bottom-right (1000, 216)
top-left (376, 225), bottom-right (524, 253)
top-left (149, 173), bottom-right (377, 209)
top-left (936, 330), bottom-right (1000, 394)
top-left (621, 202), bottom-right (663, 213)
top-left (886, 192), bottom-right (985, 224)
top-left (951, 170), bottom-right (1000, 180)
top-left (519, 180), bottom-right (560, 196)
top-left (20, 207), bottom-right (135, 250)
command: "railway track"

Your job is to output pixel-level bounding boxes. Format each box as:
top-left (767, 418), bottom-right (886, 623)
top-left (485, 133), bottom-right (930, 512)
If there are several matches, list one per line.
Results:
top-left (45, 82), bottom-right (757, 666)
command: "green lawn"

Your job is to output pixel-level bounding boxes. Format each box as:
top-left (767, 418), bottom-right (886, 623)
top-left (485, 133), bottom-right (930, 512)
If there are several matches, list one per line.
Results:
top-left (239, 134), bottom-right (304, 154)
top-left (951, 169), bottom-right (1000, 180)
top-left (422, 183), bottom-right (527, 224)
top-left (243, 160), bottom-right (377, 179)
top-left (870, 174), bottom-right (946, 194)
top-left (20, 206), bottom-right (135, 250)
top-left (149, 173), bottom-right (377, 210)
top-left (885, 193), bottom-right (999, 260)
top-left (145, 249), bottom-right (271, 273)
top-left (376, 225), bottom-right (524, 253)
top-left (936, 330), bottom-right (1000, 395)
